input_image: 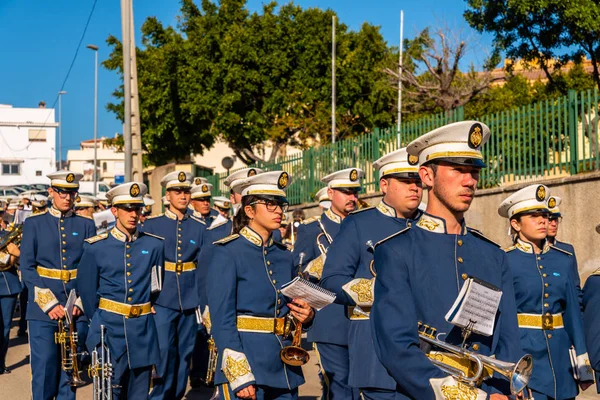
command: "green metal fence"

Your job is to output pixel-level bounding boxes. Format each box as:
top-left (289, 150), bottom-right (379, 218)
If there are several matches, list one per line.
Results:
top-left (206, 89), bottom-right (600, 205)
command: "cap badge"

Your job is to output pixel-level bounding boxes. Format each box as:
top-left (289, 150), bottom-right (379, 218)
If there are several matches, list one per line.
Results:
top-left (76, 196), bottom-right (81, 203)
top-left (194, 178), bottom-right (202, 185)
top-left (468, 123), bottom-right (483, 149)
top-left (66, 173), bottom-right (75, 183)
top-left (248, 168), bottom-right (257, 177)
top-left (349, 169), bottom-right (358, 182)
top-left (130, 183), bottom-right (141, 197)
top-left (536, 185), bottom-right (546, 202)
top-left (408, 154), bottom-right (419, 166)
top-left (548, 197), bottom-right (556, 209)
top-left (278, 172), bottom-right (289, 189)
top-left (178, 172), bottom-right (186, 182)
top-left (201, 184), bottom-right (208, 192)
top-left (40, 200), bottom-right (46, 207)
top-left (224, 201), bottom-right (230, 207)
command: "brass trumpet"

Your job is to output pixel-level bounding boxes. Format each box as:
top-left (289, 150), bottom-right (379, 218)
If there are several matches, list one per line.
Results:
top-left (0, 224), bottom-right (22, 272)
top-left (205, 335), bottom-right (218, 385)
top-left (417, 322), bottom-right (533, 395)
top-left (55, 318), bottom-right (86, 387)
top-left (280, 252), bottom-right (310, 367)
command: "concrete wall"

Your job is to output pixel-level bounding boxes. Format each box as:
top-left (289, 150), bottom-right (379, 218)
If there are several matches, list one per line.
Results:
top-left (291, 171), bottom-right (600, 283)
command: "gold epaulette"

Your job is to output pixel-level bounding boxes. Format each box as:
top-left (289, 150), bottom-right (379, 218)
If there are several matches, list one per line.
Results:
top-left (468, 228), bottom-right (501, 248)
top-left (190, 215), bottom-right (206, 225)
top-left (301, 215), bottom-right (320, 225)
top-left (503, 245), bottom-right (517, 253)
top-left (29, 209), bottom-right (48, 217)
top-left (146, 213), bottom-right (163, 220)
top-left (207, 219), bottom-right (229, 231)
top-left (550, 245), bottom-right (573, 256)
top-left (374, 226), bottom-right (410, 248)
top-left (350, 206), bottom-right (374, 215)
top-left (143, 232), bottom-right (164, 240)
top-left (213, 234), bottom-right (239, 245)
top-left (85, 233), bottom-right (109, 244)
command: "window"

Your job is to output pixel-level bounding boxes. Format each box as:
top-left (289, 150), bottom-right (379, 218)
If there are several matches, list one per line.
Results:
top-left (103, 162), bottom-right (107, 172)
top-left (36, 170), bottom-right (42, 176)
top-left (28, 129), bottom-right (47, 142)
top-left (2, 164), bottom-right (20, 175)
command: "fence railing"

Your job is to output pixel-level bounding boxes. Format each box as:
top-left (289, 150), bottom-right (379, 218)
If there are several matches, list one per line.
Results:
top-left (205, 89), bottom-right (600, 205)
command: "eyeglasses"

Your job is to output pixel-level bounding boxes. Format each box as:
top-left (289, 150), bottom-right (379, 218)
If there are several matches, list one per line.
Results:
top-left (53, 187), bottom-right (78, 199)
top-left (549, 216), bottom-right (563, 223)
top-left (250, 200), bottom-right (289, 213)
top-left (526, 212), bottom-right (550, 220)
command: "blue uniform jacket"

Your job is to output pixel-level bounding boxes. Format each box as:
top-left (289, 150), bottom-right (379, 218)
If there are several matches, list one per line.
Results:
top-left (370, 213), bottom-right (523, 399)
top-left (506, 239), bottom-right (591, 399)
top-left (142, 208), bottom-right (206, 311)
top-left (207, 227), bottom-right (304, 392)
top-left (553, 240), bottom-right (582, 308)
top-left (0, 229), bottom-right (22, 296)
top-left (293, 208), bottom-right (345, 345)
top-left (320, 201), bottom-right (416, 390)
top-left (20, 208), bottom-right (95, 322)
top-left (583, 271), bottom-right (600, 393)
top-left (78, 227), bottom-right (165, 369)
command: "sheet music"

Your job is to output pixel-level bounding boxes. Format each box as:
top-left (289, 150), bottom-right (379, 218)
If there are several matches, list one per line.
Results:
top-left (445, 277), bottom-right (502, 336)
top-left (151, 265), bottom-right (162, 293)
top-left (64, 289), bottom-right (77, 325)
top-left (93, 209), bottom-right (116, 235)
top-left (280, 276), bottom-right (336, 311)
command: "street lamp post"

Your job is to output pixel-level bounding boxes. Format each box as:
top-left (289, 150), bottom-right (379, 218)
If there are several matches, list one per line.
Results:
top-left (58, 91), bottom-right (67, 170)
top-left (87, 44), bottom-right (99, 196)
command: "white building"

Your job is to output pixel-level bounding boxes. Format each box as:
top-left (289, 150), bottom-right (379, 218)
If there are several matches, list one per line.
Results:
top-left (0, 103), bottom-right (57, 185)
top-left (67, 136), bottom-right (125, 185)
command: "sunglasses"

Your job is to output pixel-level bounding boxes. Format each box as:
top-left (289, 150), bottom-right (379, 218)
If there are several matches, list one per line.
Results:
top-left (549, 216), bottom-right (563, 223)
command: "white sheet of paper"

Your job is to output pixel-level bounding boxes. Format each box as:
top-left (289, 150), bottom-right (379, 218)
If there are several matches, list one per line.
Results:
top-left (280, 277), bottom-right (336, 311)
top-left (93, 209), bottom-right (116, 235)
top-left (64, 289), bottom-right (77, 325)
top-left (209, 213), bottom-right (228, 228)
top-left (445, 278), bottom-right (502, 337)
top-left (151, 265), bottom-right (162, 293)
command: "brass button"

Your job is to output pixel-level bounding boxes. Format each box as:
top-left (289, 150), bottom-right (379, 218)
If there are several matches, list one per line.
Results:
top-left (62, 241), bottom-right (66, 245)
top-left (178, 234), bottom-right (182, 238)
top-left (547, 334), bottom-right (552, 339)
top-left (544, 293), bottom-right (549, 298)
top-left (178, 254), bottom-right (182, 257)
top-left (126, 254), bottom-right (131, 258)
top-left (177, 247), bottom-right (181, 250)
top-left (537, 257), bottom-right (541, 261)
top-left (545, 283), bottom-right (549, 287)
top-left (62, 257), bottom-right (67, 261)
top-left (128, 280), bottom-right (132, 283)
top-left (129, 288), bottom-right (133, 292)
top-left (63, 266), bottom-right (67, 269)
top-left (276, 309), bottom-right (280, 315)
top-left (539, 265), bottom-right (543, 269)
top-left (62, 249), bottom-right (66, 253)
top-left (272, 280), bottom-right (277, 284)
top-left (277, 299), bottom-right (281, 305)
top-left (267, 261), bottom-right (271, 265)
top-left (264, 250), bottom-right (267, 255)
top-left (461, 273), bottom-right (468, 280)
top-left (127, 272), bottom-right (131, 276)
top-left (60, 219), bottom-right (64, 223)
top-left (61, 227), bottom-right (65, 231)
top-left (269, 270), bottom-right (273, 275)
top-left (178, 240), bottom-right (182, 244)
top-left (472, 344), bottom-right (479, 351)
top-left (126, 245), bottom-right (130, 249)
top-left (178, 259), bottom-right (182, 263)
top-left (62, 234), bottom-right (66, 238)
top-left (457, 257), bottom-right (463, 263)
top-left (457, 239), bottom-right (463, 246)
top-left (543, 273), bottom-right (547, 278)
top-left (178, 228), bottom-right (182, 232)
top-left (128, 297), bottom-right (132, 301)
top-left (277, 290), bottom-right (281, 294)
top-left (545, 312), bottom-right (551, 316)
top-left (407, 222), bottom-right (412, 227)
top-left (544, 303), bottom-right (549, 308)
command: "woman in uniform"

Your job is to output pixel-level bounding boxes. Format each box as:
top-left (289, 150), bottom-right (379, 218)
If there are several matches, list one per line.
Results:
top-left (498, 184), bottom-right (593, 400)
top-left (207, 171), bottom-right (314, 400)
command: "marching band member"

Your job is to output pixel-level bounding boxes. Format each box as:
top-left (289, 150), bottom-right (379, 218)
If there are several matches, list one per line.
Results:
top-left (143, 171), bottom-right (207, 400)
top-left (139, 195), bottom-right (155, 226)
top-left (190, 178), bottom-right (219, 224)
top-left (73, 195), bottom-right (96, 219)
top-left (499, 185), bottom-right (593, 399)
top-left (207, 171), bottom-right (314, 399)
top-left (546, 196), bottom-right (582, 305)
top-left (78, 182), bottom-right (165, 399)
top-left (213, 196), bottom-right (232, 219)
top-left (315, 187), bottom-right (331, 211)
top-left (224, 168), bottom-right (264, 219)
top-left (320, 148), bottom-right (422, 399)
top-left (294, 167), bottom-right (364, 400)
top-left (0, 228), bottom-right (21, 374)
top-left (20, 171), bottom-right (96, 400)
top-left (370, 122), bottom-right (523, 399)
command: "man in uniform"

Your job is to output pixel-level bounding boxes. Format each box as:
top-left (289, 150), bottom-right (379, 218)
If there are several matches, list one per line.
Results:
top-left (190, 181), bottom-right (219, 225)
top-left (73, 195), bottom-right (96, 219)
top-left (294, 167), bottom-right (364, 400)
top-left (370, 122), bottom-right (523, 399)
top-left (0, 227), bottom-right (21, 374)
top-left (139, 195), bottom-right (155, 226)
top-left (320, 148), bottom-right (422, 399)
top-left (212, 196), bottom-right (231, 219)
top-left (546, 196), bottom-right (582, 303)
top-left (78, 182), bottom-right (165, 399)
top-left (143, 170), bottom-right (207, 400)
top-left (20, 171), bottom-right (96, 400)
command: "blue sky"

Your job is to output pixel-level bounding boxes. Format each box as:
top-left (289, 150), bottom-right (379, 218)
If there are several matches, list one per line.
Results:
top-left (0, 0), bottom-right (493, 161)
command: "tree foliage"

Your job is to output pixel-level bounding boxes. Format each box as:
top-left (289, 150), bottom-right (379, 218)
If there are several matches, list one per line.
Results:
top-left (103, 0), bottom-right (397, 165)
top-left (464, 0), bottom-right (600, 92)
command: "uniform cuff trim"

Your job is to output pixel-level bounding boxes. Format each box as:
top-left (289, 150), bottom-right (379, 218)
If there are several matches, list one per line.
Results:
top-left (430, 376), bottom-right (487, 400)
top-left (342, 278), bottom-right (375, 307)
top-left (34, 286), bottom-right (59, 313)
top-left (221, 348), bottom-right (255, 392)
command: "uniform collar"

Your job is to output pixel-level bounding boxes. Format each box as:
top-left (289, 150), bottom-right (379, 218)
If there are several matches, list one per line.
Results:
top-left (49, 206), bottom-right (73, 218)
top-left (325, 208), bottom-right (342, 224)
top-left (165, 208), bottom-right (188, 221)
top-left (240, 226), bottom-right (273, 247)
top-left (110, 227), bottom-right (139, 242)
top-left (515, 238), bottom-right (551, 254)
top-left (376, 200), bottom-right (397, 218)
top-left (415, 212), bottom-right (467, 235)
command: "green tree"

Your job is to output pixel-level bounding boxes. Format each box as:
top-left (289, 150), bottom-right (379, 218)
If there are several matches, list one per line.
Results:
top-left (464, 0), bottom-right (600, 91)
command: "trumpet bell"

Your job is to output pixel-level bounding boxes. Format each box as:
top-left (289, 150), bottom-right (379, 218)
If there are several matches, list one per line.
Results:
top-left (280, 346), bottom-right (310, 367)
top-left (508, 354), bottom-right (533, 395)
top-left (70, 372), bottom-right (86, 388)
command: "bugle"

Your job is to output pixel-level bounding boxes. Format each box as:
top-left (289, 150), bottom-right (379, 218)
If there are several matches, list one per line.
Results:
top-left (418, 322), bottom-right (533, 395)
